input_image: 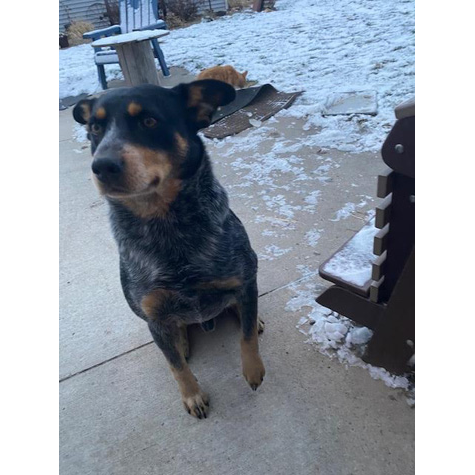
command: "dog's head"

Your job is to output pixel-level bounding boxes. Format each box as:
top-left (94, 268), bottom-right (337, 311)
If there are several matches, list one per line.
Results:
top-left (72, 81), bottom-right (235, 205)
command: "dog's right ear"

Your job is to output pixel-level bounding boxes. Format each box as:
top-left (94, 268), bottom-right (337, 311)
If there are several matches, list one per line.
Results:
top-left (72, 99), bottom-right (96, 124)
top-left (173, 80), bottom-right (236, 131)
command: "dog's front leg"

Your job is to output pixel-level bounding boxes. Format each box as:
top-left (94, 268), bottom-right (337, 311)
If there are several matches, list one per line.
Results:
top-left (239, 279), bottom-right (266, 391)
top-left (142, 290), bottom-right (208, 418)
top-left (147, 320), bottom-right (209, 419)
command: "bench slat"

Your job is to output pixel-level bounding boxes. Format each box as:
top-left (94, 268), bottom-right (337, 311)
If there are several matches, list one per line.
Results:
top-left (95, 51), bottom-right (119, 65)
top-left (370, 276), bottom-right (385, 303)
top-left (377, 168), bottom-right (394, 198)
top-left (372, 251), bottom-right (387, 281)
top-left (375, 193), bottom-right (392, 229)
top-left (373, 224), bottom-right (389, 256)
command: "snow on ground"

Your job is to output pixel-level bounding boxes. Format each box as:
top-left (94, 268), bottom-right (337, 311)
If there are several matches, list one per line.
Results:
top-left (286, 266), bottom-right (415, 404)
top-left (330, 198), bottom-right (368, 221)
top-left (60, 0), bottom-right (414, 152)
top-left (259, 244), bottom-right (292, 261)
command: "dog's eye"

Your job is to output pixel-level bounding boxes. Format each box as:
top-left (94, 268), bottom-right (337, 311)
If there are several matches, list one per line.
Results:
top-left (90, 123), bottom-right (102, 135)
top-left (142, 117), bottom-right (158, 129)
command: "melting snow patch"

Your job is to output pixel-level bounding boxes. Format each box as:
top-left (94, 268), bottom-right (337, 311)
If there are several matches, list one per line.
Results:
top-left (262, 229), bottom-right (279, 237)
top-left (259, 245), bottom-right (292, 261)
top-left (286, 276), bottom-right (414, 403)
top-left (331, 199), bottom-right (368, 221)
top-left (254, 215), bottom-right (296, 230)
top-left (304, 190), bottom-right (322, 206)
top-left (305, 229), bottom-right (322, 247)
top-left (262, 194), bottom-right (301, 219)
top-left (230, 150), bottom-right (306, 189)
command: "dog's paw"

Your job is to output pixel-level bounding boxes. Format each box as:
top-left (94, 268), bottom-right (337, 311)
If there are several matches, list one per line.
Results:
top-left (243, 354), bottom-right (265, 391)
top-left (257, 318), bottom-right (265, 334)
top-left (182, 391), bottom-right (209, 419)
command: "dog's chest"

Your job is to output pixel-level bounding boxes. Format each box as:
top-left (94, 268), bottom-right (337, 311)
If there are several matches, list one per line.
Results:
top-left (119, 233), bottom-right (223, 287)
top-left (118, 231), bottom-right (240, 324)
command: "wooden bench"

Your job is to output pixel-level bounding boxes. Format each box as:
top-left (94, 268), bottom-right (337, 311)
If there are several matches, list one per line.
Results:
top-left (316, 98), bottom-right (415, 374)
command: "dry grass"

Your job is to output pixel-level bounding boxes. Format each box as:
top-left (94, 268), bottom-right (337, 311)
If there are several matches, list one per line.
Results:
top-left (66, 21), bottom-right (94, 46)
top-left (164, 11), bottom-right (188, 29)
top-left (166, 0), bottom-right (202, 22)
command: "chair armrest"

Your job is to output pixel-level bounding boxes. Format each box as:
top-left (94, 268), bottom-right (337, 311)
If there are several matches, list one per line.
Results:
top-left (395, 97), bottom-right (415, 119)
top-left (134, 21), bottom-right (167, 32)
top-left (83, 25), bottom-right (121, 40)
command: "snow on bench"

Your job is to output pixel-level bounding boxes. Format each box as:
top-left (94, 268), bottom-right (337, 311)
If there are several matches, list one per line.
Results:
top-left (319, 218), bottom-right (378, 296)
top-left (91, 30), bottom-right (169, 48)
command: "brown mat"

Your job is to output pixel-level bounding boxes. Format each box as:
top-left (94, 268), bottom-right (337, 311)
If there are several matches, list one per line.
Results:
top-left (203, 84), bottom-right (303, 139)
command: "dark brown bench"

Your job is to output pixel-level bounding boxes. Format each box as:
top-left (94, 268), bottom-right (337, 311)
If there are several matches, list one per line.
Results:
top-left (316, 98), bottom-right (415, 375)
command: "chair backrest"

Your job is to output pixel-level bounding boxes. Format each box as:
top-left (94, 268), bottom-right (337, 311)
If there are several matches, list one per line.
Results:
top-left (120, 0), bottom-right (160, 33)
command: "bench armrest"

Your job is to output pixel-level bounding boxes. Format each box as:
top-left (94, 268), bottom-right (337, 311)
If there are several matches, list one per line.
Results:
top-left (83, 25), bottom-right (121, 40)
top-left (395, 97), bottom-right (415, 119)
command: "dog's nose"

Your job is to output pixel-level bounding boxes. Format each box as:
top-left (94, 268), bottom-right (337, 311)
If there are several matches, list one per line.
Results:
top-left (91, 157), bottom-right (124, 183)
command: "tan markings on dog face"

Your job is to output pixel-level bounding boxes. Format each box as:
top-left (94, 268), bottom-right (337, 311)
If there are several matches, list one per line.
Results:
top-left (109, 144), bottom-right (183, 218)
top-left (80, 103), bottom-right (92, 122)
top-left (241, 329), bottom-right (265, 390)
top-left (120, 178), bottom-right (182, 219)
top-left (174, 133), bottom-right (189, 158)
top-left (127, 101), bottom-right (142, 116)
top-left (93, 143), bottom-right (184, 218)
top-left (95, 107), bottom-right (106, 119)
top-left (195, 277), bottom-right (242, 290)
top-left (121, 144), bottom-right (174, 187)
top-left (141, 289), bottom-right (174, 319)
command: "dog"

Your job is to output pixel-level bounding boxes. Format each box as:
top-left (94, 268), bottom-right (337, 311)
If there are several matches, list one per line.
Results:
top-left (72, 80), bottom-right (265, 419)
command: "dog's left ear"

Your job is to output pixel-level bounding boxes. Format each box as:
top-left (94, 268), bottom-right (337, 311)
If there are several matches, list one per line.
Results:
top-left (72, 98), bottom-right (96, 124)
top-left (174, 80), bottom-right (236, 131)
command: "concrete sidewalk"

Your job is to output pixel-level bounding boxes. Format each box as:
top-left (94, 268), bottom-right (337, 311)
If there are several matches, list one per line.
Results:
top-left (59, 103), bottom-right (414, 474)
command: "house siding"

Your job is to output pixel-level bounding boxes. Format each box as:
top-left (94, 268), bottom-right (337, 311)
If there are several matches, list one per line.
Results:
top-left (59, 0), bottom-right (112, 30)
top-left (196, 0), bottom-right (228, 13)
top-left (59, 0), bottom-right (229, 31)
